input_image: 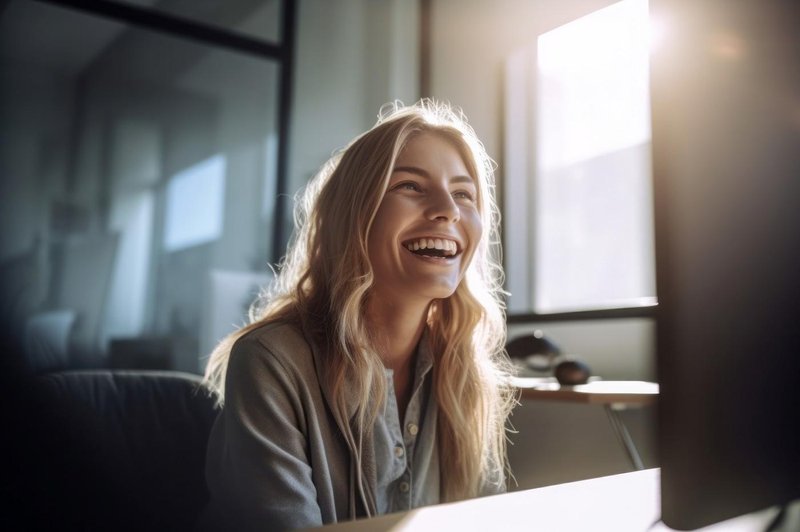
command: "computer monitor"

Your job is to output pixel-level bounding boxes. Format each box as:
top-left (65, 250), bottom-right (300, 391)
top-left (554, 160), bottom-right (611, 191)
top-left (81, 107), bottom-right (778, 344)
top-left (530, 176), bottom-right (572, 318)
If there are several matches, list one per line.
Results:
top-left (651, 0), bottom-right (800, 529)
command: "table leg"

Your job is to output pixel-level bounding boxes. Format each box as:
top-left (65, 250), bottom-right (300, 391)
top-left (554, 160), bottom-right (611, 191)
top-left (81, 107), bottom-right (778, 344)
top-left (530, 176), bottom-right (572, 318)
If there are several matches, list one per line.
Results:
top-left (604, 404), bottom-right (644, 471)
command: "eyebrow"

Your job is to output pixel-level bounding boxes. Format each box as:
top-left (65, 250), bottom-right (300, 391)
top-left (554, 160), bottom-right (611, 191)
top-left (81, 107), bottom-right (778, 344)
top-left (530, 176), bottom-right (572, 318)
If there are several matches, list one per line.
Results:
top-left (392, 166), bottom-right (475, 185)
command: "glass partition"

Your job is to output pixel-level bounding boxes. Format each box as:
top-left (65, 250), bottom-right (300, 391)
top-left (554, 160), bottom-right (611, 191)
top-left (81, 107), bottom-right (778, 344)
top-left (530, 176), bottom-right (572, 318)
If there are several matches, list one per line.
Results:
top-left (1, 0), bottom-right (280, 372)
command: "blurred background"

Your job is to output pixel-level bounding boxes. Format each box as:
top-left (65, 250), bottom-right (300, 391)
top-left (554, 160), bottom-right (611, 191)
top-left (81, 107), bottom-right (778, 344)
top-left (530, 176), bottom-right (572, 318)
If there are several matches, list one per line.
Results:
top-left (1, 0), bottom-right (658, 492)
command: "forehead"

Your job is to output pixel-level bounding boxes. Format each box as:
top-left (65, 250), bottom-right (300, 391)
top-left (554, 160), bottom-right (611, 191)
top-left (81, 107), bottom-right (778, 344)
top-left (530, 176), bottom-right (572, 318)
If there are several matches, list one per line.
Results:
top-left (394, 132), bottom-right (473, 176)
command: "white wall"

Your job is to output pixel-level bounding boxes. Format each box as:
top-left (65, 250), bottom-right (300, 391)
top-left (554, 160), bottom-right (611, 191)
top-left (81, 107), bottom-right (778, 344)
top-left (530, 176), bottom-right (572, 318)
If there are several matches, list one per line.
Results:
top-left (287, 0), bottom-right (419, 202)
top-left (509, 318), bottom-right (655, 381)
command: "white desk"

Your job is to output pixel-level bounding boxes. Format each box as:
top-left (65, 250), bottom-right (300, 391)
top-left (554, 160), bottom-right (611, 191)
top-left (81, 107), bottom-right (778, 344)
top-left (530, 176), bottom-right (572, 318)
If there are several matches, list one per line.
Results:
top-left (511, 378), bottom-right (659, 406)
top-left (304, 469), bottom-right (780, 532)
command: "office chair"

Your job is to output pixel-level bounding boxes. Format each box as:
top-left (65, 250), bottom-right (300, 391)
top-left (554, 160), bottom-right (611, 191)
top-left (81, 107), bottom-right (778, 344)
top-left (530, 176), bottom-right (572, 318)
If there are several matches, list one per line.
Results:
top-left (26, 370), bottom-right (219, 531)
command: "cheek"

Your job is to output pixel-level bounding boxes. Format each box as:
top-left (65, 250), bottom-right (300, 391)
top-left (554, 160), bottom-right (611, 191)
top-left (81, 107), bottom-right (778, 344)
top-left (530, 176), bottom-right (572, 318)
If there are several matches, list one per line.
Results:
top-left (371, 198), bottom-right (413, 237)
top-left (471, 213), bottom-right (484, 243)
top-left (460, 210), bottom-right (484, 268)
top-left (368, 201), bottom-right (405, 262)
top-left (465, 209), bottom-right (483, 247)
top-left (369, 210), bottom-right (391, 249)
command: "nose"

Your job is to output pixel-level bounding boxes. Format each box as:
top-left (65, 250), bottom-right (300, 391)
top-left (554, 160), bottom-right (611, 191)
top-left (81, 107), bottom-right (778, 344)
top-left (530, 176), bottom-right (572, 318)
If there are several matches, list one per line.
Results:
top-left (425, 187), bottom-right (460, 223)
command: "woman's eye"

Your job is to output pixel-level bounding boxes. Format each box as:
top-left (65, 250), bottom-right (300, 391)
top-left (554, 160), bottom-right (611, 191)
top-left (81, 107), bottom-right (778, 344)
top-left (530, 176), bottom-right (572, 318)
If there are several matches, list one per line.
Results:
top-left (453, 190), bottom-right (475, 201)
top-left (396, 182), bottom-right (422, 192)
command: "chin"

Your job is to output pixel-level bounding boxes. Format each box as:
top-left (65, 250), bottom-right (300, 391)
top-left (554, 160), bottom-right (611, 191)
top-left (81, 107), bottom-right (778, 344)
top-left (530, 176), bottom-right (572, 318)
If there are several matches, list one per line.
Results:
top-left (422, 283), bottom-right (460, 301)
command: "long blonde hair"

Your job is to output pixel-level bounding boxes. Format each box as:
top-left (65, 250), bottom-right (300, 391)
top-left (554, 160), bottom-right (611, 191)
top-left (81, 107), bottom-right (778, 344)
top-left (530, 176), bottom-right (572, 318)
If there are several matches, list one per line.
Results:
top-left (204, 100), bottom-right (516, 502)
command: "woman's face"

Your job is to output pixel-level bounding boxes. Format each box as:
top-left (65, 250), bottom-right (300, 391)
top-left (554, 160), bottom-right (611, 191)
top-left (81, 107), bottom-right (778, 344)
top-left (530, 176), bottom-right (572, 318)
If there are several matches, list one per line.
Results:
top-left (367, 132), bottom-right (483, 305)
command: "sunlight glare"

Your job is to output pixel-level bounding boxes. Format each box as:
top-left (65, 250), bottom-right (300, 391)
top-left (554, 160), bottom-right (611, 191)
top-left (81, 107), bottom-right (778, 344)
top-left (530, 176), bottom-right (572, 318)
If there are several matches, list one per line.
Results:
top-left (537, 0), bottom-right (650, 170)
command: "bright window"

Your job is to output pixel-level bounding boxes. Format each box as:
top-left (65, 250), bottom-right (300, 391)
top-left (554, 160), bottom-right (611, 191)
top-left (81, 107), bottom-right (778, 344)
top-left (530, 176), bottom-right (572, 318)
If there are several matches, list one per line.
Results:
top-left (505, 0), bottom-right (657, 314)
top-left (163, 154), bottom-right (226, 252)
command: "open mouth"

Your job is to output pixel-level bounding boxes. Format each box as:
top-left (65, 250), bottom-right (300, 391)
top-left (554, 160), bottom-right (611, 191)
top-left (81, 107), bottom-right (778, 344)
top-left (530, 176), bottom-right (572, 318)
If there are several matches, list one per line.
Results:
top-left (401, 237), bottom-right (461, 260)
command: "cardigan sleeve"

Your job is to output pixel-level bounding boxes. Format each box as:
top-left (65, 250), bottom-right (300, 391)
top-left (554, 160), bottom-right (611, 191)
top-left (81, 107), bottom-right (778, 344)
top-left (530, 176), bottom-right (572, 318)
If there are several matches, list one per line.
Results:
top-left (202, 333), bottom-right (324, 532)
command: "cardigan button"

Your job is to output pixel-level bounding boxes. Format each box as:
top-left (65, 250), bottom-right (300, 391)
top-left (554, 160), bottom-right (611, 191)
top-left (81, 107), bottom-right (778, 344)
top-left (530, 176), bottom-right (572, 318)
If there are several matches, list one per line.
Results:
top-left (394, 445), bottom-right (405, 458)
top-left (407, 423), bottom-right (419, 436)
top-left (399, 481), bottom-right (410, 493)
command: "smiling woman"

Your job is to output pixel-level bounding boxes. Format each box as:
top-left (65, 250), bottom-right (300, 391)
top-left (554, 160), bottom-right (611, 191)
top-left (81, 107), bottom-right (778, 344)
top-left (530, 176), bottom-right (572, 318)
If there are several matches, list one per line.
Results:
top-left (198, 100), bottom-right (515, 531)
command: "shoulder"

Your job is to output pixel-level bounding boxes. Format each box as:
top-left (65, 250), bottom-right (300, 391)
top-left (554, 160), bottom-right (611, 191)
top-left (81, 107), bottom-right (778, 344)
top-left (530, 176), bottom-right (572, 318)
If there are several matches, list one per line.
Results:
top-left (235, 321), bottom-right (313, 361)
top-left (227, 320), bottom-right (319, 393)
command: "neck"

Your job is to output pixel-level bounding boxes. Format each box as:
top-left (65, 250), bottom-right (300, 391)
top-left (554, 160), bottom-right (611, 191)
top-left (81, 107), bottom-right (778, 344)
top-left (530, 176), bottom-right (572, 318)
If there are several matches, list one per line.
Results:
top-left (366, 294), bottom-right (431, 424)
top-left (366, 296), bottom-right (429, 372)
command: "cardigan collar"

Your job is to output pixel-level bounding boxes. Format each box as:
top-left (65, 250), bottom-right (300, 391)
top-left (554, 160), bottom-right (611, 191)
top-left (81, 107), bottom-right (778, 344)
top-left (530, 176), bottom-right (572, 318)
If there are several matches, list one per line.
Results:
top-left (300, 321), bottom-right (433, 521)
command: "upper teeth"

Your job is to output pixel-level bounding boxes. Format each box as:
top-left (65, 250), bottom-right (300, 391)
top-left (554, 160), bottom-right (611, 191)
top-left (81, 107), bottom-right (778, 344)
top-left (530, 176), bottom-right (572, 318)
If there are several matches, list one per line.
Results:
top-left (405, 238), bottom-right (458, 256)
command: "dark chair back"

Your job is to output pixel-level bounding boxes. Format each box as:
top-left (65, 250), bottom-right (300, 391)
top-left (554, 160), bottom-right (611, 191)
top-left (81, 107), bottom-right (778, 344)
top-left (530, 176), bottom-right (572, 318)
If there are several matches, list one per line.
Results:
top-left (32, 370), bottom-right (219, 531)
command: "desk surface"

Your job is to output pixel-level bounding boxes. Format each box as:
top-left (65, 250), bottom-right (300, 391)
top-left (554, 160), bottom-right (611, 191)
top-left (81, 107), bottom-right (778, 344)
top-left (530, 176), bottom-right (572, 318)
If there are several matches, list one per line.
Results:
top-left (512, 378), bottom-right (659, 406)
top-left (304, 469), bottom-right (779, 532)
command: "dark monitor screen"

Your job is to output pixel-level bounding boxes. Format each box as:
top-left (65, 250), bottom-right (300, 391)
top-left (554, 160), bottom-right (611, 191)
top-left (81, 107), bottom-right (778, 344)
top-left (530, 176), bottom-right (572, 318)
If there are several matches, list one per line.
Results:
top-left (651, 0), bottom-right (800, 529)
